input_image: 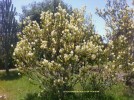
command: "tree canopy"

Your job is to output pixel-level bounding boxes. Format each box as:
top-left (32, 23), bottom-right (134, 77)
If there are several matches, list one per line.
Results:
top-left (20, 0), bottom-right (72, 24)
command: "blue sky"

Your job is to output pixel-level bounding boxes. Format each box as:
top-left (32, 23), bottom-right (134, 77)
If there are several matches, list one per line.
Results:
top-left (12, 0), bottom-right (133, 36)
top-left (63, 0), bottom-right (106, 35)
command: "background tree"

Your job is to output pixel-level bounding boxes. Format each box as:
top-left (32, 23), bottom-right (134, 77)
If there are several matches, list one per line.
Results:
top-left (20, 0), bottom-right (72, 24)
top-left (0, 0), bottom-right (18, 74)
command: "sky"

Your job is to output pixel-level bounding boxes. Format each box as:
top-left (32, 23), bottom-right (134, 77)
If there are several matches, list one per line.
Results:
top-left (63, 0), bottom-right (106, 36)
top-left (12, 0), bottom-right (133, 36)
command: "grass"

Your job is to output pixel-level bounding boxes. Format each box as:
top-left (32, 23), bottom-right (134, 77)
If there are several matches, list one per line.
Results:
top-left (0, 70), bottom-right (40, 100)
top-left (104, 83), bottom-right (134, 100)
top-left (0, 70), bottom-right (134, 100)
top-left (73, 82), bottom-right (134, 100)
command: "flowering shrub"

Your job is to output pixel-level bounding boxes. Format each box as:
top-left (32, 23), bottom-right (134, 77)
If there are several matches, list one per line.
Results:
top-left (96, 0), bottom-right (134, 94)
top-left (13, 4), bottom-right (123, 99)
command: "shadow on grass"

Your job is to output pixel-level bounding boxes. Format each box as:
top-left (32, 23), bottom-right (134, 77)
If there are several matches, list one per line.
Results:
top-left (24, 92), bottom-right (115, 100)
top-left (0, 70), bottom-right (22, 81)
top-left (24, 93), bottom-right (41, 100)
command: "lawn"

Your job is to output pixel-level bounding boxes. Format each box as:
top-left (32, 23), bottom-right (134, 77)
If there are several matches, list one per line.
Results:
top-left (0, 70), bottom-right (40, 100)
top-left (0, 70), bottom-right (134, 100)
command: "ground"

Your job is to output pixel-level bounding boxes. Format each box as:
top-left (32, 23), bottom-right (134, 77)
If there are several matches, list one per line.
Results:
top-left (0, 70), bottom-right (40, 100)
top-left (0, 69), bottom-right (134, 100)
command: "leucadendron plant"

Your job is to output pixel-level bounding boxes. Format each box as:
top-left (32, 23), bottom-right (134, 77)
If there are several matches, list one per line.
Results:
top-left (14, 4), bottom-right (118, 100)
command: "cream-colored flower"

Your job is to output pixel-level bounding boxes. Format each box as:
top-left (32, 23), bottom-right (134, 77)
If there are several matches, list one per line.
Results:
top-left (91, 54), bottom-right (96, 60)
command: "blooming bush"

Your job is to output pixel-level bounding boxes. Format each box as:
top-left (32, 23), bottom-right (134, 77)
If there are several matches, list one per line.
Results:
top-left (96, 0), bottom-right (134, 94)
top-left (13, 4), bottom-right (125, 99)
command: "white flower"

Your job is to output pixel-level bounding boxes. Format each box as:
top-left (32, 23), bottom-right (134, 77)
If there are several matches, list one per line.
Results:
top-left (35, 39), bottom-right (38, 42)
top-left (18, 73), bottom-right (21, 76)
top-left (128, 63), bottom-right (131, 66)
top-left (117, 56), bottom-right (120, 59)
top-left (75, 55), bottom-right (79, 61)
top-left (40, 11), bottom-right (45, 19)
top-left (52, 48), bottom-right (56, 54)
top-left (59, 48), bottom-right (64, 53)
top-left (65, 77), bottom-right (68, 80)
top-left (51, 60), bottom-right (54, 63)
top-left (105, 65), bottom-right (108, 69)
top-left (119, 65), bottom-right (122, 68)
top-left (111, 53), bottom-right (114, 55)
top-left (33, 48), bottom-right (35, 51)
top-left (51, 30), bottom-right (56, 36)
top-left (52, 38), bottom-right (56, 44)
top-left (43, 59), bottom-right (48, 64)
top-left (11, 44), bottom-right (13, 47)
top-left (57, 79), bottom-right (60, 83)
top-left (112, 65), bottom-right (115, 68)
top-left (70, 51), bottom-right (74, 54)
top-left (64, 54), bottom-right (69, 61)
top-left (75, 45), bottom-right (80, 52)
top-left (13, 52), bottom-right (15, 56)
top-left (31, 42), bottom-right (35, 45)
top-left (40, 41), bottom-right (47, 49)
top-left (28, 52), bottom-right (33, 56)
top-left (54, 12), bottom-right (60, 17)
top-left (91, 54), bottom-right (96, 60)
